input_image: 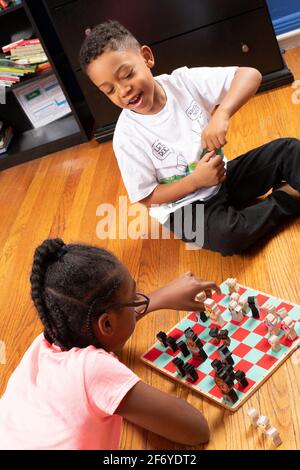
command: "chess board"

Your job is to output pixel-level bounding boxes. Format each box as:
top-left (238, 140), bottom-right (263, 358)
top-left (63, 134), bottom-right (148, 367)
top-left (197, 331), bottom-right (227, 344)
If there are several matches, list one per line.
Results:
top-left (141, 282), bottom-right (300, 411)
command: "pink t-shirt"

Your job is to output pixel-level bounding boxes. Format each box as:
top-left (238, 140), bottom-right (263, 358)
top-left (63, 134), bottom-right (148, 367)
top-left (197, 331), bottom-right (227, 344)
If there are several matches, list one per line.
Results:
top-left (0, 334), bottom-right (140, 449)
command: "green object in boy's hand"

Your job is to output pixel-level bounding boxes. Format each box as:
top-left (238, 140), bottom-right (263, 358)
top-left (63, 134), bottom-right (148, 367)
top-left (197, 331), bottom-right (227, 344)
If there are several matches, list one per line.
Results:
top-left (200, 147), bottom-right (224, 160)
top-left (187, 148), bottom-right (224, 175)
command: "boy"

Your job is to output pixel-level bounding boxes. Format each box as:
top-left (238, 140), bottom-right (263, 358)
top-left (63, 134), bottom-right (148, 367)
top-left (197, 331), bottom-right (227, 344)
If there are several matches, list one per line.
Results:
top-left (79, 21), bottom-right (300, 256)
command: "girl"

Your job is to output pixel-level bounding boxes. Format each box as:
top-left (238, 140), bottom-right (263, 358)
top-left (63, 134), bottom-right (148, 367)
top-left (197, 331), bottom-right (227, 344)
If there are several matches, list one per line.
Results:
top-left (0, 238), bottom-right (220, 449)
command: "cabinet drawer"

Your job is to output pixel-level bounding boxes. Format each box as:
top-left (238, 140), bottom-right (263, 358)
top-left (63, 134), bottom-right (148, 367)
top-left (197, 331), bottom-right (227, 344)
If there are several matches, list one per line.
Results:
top-left (44, 0), bottom-right (265, 72)
top-left (151, 8), bottom-right (283, 75)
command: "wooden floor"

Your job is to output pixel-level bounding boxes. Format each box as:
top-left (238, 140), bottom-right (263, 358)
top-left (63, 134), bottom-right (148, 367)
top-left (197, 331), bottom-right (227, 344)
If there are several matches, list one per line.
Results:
top-left (1, 48), bottom-right (300, 450)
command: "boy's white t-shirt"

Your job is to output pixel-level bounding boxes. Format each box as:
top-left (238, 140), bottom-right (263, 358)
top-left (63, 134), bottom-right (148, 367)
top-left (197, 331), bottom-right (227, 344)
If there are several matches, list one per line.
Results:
top-left (113, 66), bottom-right (238, 224)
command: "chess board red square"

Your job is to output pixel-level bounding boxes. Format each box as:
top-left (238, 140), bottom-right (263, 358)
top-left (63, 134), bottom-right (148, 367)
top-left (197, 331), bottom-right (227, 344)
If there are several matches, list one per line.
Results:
top-left (256, 354), bottom-right (277, 370)
top-left (231, 328), bottom-right (250, 342)
top-left (234, 359), bottom-right (254, 373)
top-left (232, 343), bottom-right (252, 357)
top-left (255, 337), bottom-right (271, 353)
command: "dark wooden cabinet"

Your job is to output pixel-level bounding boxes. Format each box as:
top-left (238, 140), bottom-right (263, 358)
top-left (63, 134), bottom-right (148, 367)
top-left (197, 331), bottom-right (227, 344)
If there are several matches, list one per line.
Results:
top-left (41, 0), bottom-right (293, 142)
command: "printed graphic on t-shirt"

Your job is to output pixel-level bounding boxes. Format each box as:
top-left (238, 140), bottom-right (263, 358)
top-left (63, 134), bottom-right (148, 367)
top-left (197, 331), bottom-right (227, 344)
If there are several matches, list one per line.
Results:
top-left (186, 100), bottom-right (208, 129)
top-left (158, 156), bottom-right (198, 209)
top-left (157, 154), bottom-right (186, 182)
top-left (159, 161), bottom-right (195, 185)
top-left (186, 101), bottom-right (203, 121)
top-left (152, 140), bottom-right (174, 161)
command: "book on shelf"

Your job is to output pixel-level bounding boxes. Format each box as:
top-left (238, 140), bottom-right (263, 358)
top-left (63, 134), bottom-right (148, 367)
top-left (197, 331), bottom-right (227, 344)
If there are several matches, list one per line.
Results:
top-left (36, 62), bottom-right (51, 72)
top-left (3, 38), bottom-right (47, 64)
top-left (8, 45), bottom-right (44, 56)
top-left (0, 58), bottom-right (36, 72)
top-left (0, 63), bottom-right (35, 87)
top-left (0, 38), bottom-right (51, 87)
top-left (2, 38), bottom-right (41, 53)
top-left (0, 0), bottom-right (9, 10)
top-left (0, 0), bottom-right (22, 11)
top-left (10, 54), bottom-right (48, 65)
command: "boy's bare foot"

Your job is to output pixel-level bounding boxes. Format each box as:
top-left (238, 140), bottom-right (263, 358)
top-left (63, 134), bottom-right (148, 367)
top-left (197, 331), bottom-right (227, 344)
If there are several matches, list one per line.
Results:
top-left (274, 182), bottom-right (300, 201)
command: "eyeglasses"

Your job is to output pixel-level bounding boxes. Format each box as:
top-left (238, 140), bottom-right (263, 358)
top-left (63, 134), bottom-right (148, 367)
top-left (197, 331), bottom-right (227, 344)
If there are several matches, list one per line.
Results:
top-left (107, 292), bottom-right (150, 316)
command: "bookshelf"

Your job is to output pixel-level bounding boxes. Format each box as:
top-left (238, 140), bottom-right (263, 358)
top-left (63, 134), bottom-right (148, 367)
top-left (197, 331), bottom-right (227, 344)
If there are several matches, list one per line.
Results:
top-left (0, 1), bottom-right (94, 171)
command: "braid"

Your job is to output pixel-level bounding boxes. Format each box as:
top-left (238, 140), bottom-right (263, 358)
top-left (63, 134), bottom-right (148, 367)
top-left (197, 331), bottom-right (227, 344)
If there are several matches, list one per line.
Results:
top-left (30, 238), bottom-right (65, 345)
top-left (30, 238), bottom-right (123, 351)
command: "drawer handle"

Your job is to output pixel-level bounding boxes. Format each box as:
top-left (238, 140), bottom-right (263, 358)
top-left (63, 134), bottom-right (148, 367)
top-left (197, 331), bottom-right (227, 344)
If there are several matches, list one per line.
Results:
top-left (241, 43), bottom-right (250, 53)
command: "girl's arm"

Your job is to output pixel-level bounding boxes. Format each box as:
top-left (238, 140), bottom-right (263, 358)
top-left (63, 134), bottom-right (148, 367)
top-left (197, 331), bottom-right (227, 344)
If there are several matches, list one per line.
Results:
top-left (115, 380), bottom-right (209, 446)
top-left (136, 272), bottom-right (220, 321)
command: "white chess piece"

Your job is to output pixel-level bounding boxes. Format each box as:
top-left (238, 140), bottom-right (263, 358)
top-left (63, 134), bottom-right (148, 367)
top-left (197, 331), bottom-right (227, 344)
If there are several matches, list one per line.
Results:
top-left (276, 308), bottom-right (288, 321)
top-left (264, 313), bottom-right (280, 336)
top-left (268, 335), bottom-right (281, 352)
top-left (226, 278), bottom-right (239, 295)
top-left (230, 292), bottom-right (240, 302)
top-left (247, 407), bottom-right (259, 427)
top-left (257, 415), bottom-right (271, 432)
top-left (265, 426), bottom-right (282, 447)
top-left (281, 316), bottom-right (297, 340)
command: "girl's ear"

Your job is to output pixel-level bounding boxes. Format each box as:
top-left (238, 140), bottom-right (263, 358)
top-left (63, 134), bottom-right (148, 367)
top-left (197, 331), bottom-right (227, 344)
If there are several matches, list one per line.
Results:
top-left (140, 45), bottom-right (155, 68)
top-left (97, 313), bottom-right (114, 336)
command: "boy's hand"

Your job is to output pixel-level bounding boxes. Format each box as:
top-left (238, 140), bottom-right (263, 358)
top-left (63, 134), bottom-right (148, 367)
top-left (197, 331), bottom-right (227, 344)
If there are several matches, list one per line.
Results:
top-left (152, 272), bottom-right (221, 312)
top-left (190, 151), bottom-right (226, 189)
top-left (201, 109), bottom-right (229, 150)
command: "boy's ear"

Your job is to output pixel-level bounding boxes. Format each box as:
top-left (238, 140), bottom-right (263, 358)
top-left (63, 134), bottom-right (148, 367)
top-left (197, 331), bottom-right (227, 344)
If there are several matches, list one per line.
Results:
top-left (97, 313), bottom-right (114, 337)
top-left (140, 45), bottom-right (155, 68)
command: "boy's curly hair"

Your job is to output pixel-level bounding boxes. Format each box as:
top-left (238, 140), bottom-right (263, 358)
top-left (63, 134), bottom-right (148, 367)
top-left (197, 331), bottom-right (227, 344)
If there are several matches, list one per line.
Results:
top-left (30, 238), bottom-right (124, 351)
top-left (79, 20), bottom-right (140, 73)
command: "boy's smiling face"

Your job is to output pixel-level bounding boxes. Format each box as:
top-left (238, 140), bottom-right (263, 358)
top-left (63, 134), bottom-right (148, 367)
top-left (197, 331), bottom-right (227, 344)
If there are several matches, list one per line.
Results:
top-left (87, 46), bottom-right (166, 115)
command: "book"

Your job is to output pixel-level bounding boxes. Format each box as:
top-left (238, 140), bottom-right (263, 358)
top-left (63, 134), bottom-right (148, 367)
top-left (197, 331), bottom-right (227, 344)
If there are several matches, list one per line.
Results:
top-left (36, 62), bottom-right (51, 72)
top-left (0, 67), bottom-right (34, 74)
top-left (12, 54), bottom-right (48, 65)
top-left (0, 58), bottom-right (36, 72)
top-left (0, 81), bottom-right (13, 87)
top-left (2, 38), bottom-right (40, 53)
top-left (3, 38), bottom-right (48, 70)
top-left (9, 46), bottom-right (44, 56)
top-left (0, 75), bottom-right (20, 82)
top-left (0, 0), bottom-right (9, 9)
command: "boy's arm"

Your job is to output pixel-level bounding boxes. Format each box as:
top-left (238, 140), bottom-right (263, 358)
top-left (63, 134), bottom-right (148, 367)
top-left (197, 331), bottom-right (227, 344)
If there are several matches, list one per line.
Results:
top-left (140, 171), bottom-right (198, 207)
top-left (201, 67), bottom-right (262, 150)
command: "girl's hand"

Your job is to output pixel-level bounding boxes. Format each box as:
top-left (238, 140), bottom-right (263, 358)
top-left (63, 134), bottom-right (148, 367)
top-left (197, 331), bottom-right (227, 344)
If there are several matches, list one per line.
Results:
top-left (201, 109), bottom-right (230, 151)
top-left (148, 272), bottom-right (221, 312)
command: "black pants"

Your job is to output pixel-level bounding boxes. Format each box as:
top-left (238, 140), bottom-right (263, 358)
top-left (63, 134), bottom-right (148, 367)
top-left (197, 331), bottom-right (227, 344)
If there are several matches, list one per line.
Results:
top-left (165, 138), bottom-right (300, 256)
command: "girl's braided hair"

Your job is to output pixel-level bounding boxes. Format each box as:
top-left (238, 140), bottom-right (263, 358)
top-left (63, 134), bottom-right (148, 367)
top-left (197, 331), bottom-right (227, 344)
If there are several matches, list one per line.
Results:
top-left (30, 238), bottom-right (123, 351)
